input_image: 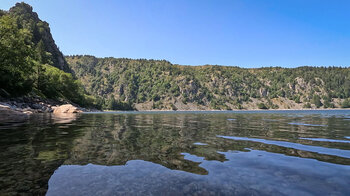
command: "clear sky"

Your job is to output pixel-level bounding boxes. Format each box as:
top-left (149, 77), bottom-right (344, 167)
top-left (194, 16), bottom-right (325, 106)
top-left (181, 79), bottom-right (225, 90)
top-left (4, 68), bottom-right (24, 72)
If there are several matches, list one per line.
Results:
top-left (1, 0), bottom-right (350, 67)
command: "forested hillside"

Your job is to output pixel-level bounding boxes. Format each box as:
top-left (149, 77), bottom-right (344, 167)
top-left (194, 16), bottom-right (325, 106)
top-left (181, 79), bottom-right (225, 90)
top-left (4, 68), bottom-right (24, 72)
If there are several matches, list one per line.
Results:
top-left (66, 55), bottom-right (350, 110)
top-left (0, 3), bottom-right (92, 106)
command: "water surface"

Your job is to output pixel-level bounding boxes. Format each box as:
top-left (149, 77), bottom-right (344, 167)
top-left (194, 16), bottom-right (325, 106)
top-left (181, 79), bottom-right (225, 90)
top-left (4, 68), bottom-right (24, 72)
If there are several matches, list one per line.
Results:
top-left (1, 110), bottom-right (350, 195)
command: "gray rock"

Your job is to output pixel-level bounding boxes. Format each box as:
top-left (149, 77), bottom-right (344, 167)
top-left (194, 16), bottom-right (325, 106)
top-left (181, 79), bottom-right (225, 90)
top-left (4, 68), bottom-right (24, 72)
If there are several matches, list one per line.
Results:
top-left (31, 103), bottom-right (43, 110)
top-left (45, 107), bottom-right (53, 113)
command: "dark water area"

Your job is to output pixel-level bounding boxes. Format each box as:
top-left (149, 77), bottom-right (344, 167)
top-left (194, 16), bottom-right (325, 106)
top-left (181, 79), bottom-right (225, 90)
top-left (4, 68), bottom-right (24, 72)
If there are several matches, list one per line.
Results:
top-left (0, 110), bottom-right (350, 195)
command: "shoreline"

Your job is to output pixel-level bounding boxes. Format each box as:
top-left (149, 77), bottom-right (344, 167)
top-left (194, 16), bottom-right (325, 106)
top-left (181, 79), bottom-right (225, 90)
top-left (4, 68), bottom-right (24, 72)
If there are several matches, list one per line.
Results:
top-left (97, 108), bottom-right (350, 113)
top-left (1, 96), bottom-right (349, 123)
top-left (0, 96), bottom-right (96, 123)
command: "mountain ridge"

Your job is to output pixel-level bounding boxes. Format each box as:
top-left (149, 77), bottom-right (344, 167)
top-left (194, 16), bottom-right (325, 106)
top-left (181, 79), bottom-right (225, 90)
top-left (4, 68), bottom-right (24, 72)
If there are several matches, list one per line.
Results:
top-left (66, 55), bottom-right (350, 110)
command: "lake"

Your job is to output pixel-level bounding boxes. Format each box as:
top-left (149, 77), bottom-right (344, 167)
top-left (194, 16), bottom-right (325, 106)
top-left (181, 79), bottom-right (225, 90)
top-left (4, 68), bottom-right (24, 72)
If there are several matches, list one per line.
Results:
top-left (1, 110), bottom-right (350, 195)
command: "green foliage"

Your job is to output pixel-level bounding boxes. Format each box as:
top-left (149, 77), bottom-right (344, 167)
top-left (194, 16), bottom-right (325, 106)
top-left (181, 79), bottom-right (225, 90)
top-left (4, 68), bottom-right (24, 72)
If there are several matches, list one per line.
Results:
top-left (0, 6), bottom-right (92, 107)
top-left (257, 103), bottom-right (268, 109)
top-left (66, 55), bottom-right (350, 110)
top-left (311, 95), bottom-right (322, 108)
top-left (270, 104), bottom-right (279, 109)
top-left (9, 2), bottom-right (70, 72)
top-left (106, 97), bottom-right (116, 110)
top-left (341, 99), bottom-right (350, 108)
top-left (323, 100), bottom-right (335, 109)
top-left (105, 96), bottom-right (133, 110)
top-left (39, 65), bottom-right (88, 105)
top-left (323, 96), bottom-right (334, 108)
top-left (0, 15), bottom-right (34, 95)
top-left (303, 103), bottom-right (312, 108)
top-left (294, 95), bottom-right (301, 103)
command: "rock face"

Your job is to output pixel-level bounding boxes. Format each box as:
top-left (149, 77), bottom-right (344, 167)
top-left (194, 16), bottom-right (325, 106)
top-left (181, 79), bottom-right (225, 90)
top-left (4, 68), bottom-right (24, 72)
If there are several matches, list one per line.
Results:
top-left (53, 104), bottom-right (82, 114)
top-left (9, 3), bottom-right (71, 73)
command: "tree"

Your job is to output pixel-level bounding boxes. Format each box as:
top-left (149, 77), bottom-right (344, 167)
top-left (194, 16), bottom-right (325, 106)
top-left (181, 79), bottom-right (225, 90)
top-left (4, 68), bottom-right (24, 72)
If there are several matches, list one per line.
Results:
top-left (35, 40), bottom-right (51, 64)
top-left (294, 95), bottom-right (301, 103)
top-left (323, 96), bottom-right (335, 108)
top-left (341, 99), bottom-right (350, 108)
top-left (311, 95), bottom-right (322, 108)
top-left (106, 97), bottom-right (117, 110)
top-left (0, 15), bottom-right (34, 95)
top-left (257, 103), bottom-right (268, 109)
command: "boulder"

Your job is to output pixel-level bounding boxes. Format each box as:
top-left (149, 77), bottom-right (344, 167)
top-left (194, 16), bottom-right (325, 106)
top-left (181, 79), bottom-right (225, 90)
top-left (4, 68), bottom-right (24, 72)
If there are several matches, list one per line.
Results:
top-left (31, 103), bottom-right (43, 110)
top-left (53, 104), bottom-right (82, 114)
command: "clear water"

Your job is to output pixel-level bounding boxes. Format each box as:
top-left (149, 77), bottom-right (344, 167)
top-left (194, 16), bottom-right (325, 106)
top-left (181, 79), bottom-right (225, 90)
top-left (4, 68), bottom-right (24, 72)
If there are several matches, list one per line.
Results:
top-left (0, 110), bottom-right (350, 195)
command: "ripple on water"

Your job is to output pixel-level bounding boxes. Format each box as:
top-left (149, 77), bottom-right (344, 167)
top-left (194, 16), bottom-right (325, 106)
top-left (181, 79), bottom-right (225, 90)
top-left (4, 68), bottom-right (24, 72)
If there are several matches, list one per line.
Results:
top-left (300, 138), bottom-right (350, 144)
top-left (2, 111), bottom-right (350, 195)
top-left (217, 135), bottom-right (350, 159)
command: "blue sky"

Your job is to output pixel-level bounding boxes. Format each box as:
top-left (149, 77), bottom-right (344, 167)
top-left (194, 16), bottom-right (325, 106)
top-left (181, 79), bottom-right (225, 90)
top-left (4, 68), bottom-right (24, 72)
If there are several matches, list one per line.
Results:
top-left (1, 0), bottom-right (350, 67)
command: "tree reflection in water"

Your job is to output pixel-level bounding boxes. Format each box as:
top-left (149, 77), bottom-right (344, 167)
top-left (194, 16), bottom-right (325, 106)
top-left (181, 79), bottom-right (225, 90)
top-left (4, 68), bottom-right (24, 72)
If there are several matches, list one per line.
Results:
top-left (0, 111), bottom-right (350, 195)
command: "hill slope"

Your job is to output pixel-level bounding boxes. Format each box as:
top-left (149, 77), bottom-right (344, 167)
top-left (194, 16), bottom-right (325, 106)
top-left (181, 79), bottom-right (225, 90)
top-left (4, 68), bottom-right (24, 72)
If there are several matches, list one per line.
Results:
top-left (7, 3), bottom-right (70, 72)
top-left (0, 3), bottom-right (90, 106)
top-left (66, 55), bottom-right (350, 110)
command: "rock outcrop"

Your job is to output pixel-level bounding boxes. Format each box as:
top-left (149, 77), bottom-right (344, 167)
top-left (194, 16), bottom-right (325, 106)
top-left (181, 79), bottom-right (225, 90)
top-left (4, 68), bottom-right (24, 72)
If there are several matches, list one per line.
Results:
top-left (53, 104), bottom-right (82, 114)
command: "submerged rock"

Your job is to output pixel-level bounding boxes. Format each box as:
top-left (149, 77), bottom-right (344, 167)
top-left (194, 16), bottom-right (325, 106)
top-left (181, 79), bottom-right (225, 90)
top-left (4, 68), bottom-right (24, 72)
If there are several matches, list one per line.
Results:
top-left (53, 104), bottom-right (82, 114)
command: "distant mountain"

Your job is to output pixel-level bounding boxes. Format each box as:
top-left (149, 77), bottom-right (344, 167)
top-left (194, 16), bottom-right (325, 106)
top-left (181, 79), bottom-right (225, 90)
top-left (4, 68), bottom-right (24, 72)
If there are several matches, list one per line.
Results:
top-left (66, 55), bottom-right (350, 110)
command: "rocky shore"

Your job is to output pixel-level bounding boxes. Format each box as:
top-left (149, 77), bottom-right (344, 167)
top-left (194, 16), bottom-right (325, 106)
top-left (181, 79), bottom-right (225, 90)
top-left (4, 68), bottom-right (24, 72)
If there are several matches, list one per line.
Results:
top-left (0, 97), bottom-right (57, 114)
top-left (0, 96), bottom-right (94, 123)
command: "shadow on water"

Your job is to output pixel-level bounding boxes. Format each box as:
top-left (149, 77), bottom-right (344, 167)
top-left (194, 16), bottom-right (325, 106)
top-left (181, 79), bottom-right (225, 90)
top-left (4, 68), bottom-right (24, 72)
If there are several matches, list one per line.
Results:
top-left (0, 110), bottom-right (350, 195)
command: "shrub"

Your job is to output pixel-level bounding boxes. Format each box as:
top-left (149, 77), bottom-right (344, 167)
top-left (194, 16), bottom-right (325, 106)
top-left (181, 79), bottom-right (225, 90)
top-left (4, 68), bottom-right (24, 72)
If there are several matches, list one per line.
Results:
top-left (257, 103), bottom-right (268, 109)
top-left (341, 99), bottom-right (350, 108)
top-left (303, 103), bottom-right (312, 108)
top-left (311, 95), bottom-right (322, 108)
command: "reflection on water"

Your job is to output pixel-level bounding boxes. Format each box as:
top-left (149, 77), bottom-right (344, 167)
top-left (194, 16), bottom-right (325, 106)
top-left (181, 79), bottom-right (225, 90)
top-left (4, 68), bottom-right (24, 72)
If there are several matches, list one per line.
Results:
top-left (217, 135), bottom-right (350, 158)
top-left (0, 110), bottom-right (350, 195)
top-left (300, 137), bottom-right (350, 143)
